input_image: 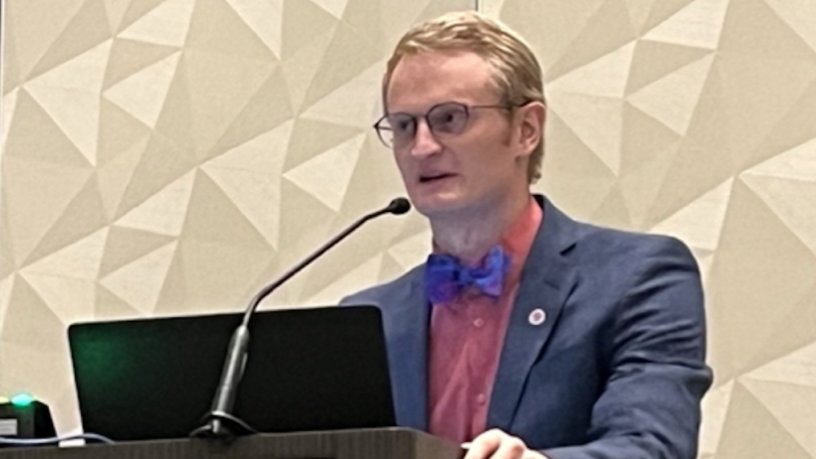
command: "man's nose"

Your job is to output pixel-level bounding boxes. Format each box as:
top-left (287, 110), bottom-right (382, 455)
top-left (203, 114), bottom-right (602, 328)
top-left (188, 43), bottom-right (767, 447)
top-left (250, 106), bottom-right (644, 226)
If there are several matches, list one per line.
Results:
top-left (409, 119), bottom-right (442, 158)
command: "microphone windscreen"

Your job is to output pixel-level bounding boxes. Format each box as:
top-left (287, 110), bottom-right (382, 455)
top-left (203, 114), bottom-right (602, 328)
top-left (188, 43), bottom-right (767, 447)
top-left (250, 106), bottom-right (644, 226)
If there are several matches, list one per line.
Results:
top-left (387, 197), bottom-right (411, 215)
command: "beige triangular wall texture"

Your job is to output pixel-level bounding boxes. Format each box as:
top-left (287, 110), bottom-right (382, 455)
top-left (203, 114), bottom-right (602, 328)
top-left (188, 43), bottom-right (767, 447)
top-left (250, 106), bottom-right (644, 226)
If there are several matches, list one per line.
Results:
top-left (2, 0), bottom-right (815, 456)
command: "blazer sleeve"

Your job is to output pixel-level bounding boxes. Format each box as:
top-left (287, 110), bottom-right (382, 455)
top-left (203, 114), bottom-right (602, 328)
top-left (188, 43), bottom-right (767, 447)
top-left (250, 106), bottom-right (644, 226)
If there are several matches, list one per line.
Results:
top-left (543, 237), bottom-right (713, 459)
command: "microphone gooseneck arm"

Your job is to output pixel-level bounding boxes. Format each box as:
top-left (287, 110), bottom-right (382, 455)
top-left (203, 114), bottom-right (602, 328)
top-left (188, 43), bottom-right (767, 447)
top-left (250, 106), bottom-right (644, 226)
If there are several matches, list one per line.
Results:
top-left (241, 197), bottom-right (410, 327)
top-left (191, 197), bottom-right (411, 441)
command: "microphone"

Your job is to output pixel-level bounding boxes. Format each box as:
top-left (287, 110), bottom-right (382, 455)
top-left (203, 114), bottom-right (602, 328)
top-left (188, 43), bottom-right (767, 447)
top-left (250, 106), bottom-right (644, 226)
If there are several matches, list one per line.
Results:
top-left (386, 197), bottom-right (411, 215)
top-left (191, 197), bottom-right (411, 440)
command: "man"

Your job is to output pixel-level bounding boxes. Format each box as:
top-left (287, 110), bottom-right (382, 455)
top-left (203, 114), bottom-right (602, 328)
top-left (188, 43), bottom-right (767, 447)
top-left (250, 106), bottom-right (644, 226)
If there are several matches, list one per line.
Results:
top-left (342, 11), bottom-right (712, 459)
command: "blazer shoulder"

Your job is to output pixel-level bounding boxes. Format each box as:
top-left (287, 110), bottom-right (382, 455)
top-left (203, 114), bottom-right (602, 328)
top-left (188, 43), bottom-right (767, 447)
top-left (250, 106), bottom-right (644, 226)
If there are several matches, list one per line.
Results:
top-left (573, 220), bottom-right (697, 269)
top-left (540, 197), bottom-right (694, 267)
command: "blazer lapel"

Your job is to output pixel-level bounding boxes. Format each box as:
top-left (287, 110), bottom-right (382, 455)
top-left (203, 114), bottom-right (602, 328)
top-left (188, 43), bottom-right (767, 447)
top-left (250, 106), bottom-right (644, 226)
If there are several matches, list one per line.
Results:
top-left (487, 197), bottom-right (579, 430)
top-left (384, 268), bottom-right (430, 431)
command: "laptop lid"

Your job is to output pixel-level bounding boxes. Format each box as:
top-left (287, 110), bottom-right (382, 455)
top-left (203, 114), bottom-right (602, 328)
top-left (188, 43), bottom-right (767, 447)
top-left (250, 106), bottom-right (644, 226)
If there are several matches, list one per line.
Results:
top-left (68, 306), bottom-right (395, 441)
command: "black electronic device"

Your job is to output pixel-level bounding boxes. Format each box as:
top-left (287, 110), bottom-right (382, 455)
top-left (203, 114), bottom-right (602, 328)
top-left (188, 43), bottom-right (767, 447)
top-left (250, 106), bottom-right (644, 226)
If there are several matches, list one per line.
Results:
top-left (0, 398), bottom-right (56, 447)
top-left (68, 306), bottom-right (395, 442)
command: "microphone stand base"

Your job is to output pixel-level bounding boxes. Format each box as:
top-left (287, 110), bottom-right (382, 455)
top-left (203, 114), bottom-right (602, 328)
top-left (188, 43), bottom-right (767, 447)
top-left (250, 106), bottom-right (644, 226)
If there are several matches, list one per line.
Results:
top-left (190, 411), bottom-right (257, 442)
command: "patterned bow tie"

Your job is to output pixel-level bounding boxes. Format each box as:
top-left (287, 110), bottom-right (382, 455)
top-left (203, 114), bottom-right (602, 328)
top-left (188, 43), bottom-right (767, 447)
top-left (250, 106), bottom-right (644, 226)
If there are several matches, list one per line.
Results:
top-left (424, 245), bottom-right (510, 304)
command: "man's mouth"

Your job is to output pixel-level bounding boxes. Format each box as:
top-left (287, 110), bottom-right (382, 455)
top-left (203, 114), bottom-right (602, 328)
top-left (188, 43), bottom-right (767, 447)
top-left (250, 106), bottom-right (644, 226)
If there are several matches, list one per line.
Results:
top-left (419, 173), bottom-right (453, 183)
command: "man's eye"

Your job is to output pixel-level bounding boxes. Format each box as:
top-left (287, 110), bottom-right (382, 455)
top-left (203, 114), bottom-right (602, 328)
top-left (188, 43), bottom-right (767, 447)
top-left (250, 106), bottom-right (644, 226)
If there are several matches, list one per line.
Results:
top-left (431, 109), bottom-right (466, 132)
top-left (393, 118), bottom-right (415, 134)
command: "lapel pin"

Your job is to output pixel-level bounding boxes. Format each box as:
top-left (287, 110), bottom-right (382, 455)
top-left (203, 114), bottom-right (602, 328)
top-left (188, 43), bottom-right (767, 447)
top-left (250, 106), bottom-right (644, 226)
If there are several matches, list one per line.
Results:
top-left (529, 308), bottom-right (546, 326)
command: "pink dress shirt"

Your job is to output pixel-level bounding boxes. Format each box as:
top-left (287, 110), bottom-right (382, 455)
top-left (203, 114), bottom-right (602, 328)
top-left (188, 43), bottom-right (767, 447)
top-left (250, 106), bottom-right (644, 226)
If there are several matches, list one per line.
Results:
top-left (428, 197), bottom-right (544, 444)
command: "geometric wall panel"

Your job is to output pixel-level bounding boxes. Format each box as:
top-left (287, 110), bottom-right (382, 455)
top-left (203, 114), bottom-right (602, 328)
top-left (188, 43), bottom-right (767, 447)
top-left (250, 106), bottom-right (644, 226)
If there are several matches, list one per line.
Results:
top-left (4, 0), bottom-right (816, 456)
top-left (490, 0), bottom-right (816, 457)
top-left (1, 0), bottom-right (474, 434)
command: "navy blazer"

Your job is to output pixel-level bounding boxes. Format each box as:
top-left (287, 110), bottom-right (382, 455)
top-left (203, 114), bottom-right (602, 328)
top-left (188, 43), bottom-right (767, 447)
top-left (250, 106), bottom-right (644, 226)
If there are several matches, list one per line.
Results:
top-left (342, 196), bottom-right (712, 459)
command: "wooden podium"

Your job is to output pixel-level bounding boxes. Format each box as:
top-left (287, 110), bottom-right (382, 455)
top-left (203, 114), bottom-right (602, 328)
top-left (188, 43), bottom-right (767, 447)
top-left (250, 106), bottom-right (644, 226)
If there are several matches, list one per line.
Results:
top-left (0, 428), bottom-right (462, 459)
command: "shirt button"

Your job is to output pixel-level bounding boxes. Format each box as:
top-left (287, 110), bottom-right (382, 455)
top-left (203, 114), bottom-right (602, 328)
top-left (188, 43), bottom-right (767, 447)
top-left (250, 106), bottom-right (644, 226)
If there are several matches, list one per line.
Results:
top-left (473, 318), bottom-right (484, 328)
top-left (476, 393), bottom-right (486, 405)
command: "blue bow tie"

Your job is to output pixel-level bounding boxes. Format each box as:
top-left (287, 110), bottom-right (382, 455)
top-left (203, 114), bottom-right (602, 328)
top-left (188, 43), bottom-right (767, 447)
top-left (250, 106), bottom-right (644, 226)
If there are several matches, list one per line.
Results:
top-left (425, 246), bottom-right (510, 304)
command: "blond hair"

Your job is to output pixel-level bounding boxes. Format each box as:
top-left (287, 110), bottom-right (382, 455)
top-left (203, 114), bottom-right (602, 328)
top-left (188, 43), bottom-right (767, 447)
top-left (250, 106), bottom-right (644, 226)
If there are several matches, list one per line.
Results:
top-left (383, 11), bottom-right (546, 183)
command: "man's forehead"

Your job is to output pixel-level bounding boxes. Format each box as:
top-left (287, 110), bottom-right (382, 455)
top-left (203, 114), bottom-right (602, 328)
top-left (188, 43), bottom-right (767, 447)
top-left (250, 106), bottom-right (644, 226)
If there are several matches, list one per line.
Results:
top-left (385, 50), bottom-right (497, 110)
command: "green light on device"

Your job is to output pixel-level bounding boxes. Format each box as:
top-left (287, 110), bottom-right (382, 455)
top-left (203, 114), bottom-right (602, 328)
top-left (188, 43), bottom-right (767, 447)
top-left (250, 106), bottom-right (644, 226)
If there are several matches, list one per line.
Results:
top-left (11, 392), bottom-right (34, 407)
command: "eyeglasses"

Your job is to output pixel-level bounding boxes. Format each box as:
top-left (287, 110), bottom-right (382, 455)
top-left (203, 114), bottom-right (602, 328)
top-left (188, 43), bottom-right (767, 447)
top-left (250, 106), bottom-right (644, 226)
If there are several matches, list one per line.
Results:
top-left (372, 102), bottom-right (516, 149)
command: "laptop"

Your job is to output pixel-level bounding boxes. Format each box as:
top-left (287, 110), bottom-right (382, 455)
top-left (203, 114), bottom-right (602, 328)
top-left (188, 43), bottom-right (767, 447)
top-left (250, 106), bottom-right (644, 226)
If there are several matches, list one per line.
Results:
top-left (68, 306), bottom-right (395, 441)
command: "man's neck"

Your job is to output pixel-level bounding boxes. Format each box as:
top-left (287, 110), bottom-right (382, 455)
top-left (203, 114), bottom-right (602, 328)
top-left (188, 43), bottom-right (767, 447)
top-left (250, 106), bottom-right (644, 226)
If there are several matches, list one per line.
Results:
top-left (429, 192), bottom-right (531, 265)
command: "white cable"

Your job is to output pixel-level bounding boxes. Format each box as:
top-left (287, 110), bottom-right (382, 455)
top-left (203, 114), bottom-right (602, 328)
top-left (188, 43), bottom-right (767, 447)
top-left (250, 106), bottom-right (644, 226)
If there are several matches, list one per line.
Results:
top-left (0, 432), bottom-right (114, 446)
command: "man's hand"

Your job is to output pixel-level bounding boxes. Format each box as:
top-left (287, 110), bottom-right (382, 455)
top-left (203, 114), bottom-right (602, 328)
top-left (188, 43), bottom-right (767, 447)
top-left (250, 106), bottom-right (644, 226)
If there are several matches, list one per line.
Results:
top-left (463, 429), bottom-right (550, 459)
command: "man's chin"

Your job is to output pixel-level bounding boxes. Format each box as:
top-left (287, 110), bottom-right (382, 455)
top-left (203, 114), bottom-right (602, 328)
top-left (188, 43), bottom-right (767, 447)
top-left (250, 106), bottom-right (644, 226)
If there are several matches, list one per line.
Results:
top-left (410, 195), bottom-right (467, 218)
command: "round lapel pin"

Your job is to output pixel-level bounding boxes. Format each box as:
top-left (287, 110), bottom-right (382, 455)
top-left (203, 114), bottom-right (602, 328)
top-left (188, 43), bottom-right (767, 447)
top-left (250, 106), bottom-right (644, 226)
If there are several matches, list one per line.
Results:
top-left (529, 308), bottom-right (546, 326)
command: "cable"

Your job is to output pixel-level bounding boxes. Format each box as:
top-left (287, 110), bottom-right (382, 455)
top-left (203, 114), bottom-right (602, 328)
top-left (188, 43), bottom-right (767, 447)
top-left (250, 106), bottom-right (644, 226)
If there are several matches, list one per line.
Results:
top-left (0, 433), bottom-right (114, 446)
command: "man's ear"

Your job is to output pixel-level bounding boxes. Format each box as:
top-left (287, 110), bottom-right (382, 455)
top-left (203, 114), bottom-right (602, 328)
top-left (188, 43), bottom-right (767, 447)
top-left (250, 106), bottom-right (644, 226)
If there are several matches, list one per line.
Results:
top-left (516, 102), bottom-right (546, 157)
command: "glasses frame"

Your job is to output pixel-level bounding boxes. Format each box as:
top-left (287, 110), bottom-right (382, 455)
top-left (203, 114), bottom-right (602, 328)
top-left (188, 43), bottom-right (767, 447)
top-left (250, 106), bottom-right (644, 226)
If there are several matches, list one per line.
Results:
top-left (372, 102), bottom-right (519, 149)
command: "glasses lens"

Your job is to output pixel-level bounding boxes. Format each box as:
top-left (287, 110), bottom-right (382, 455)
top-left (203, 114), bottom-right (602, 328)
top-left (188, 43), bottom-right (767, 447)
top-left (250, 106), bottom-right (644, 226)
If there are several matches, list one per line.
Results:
top-left (384, 113), bottom-right (416, 148)
top-left (428, 103), bottom-right (469, 135)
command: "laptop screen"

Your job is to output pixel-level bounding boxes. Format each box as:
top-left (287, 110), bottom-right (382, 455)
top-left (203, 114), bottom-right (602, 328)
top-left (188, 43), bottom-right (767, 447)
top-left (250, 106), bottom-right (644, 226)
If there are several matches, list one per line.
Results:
top-left (68, 306), bottom-right (395, 441)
